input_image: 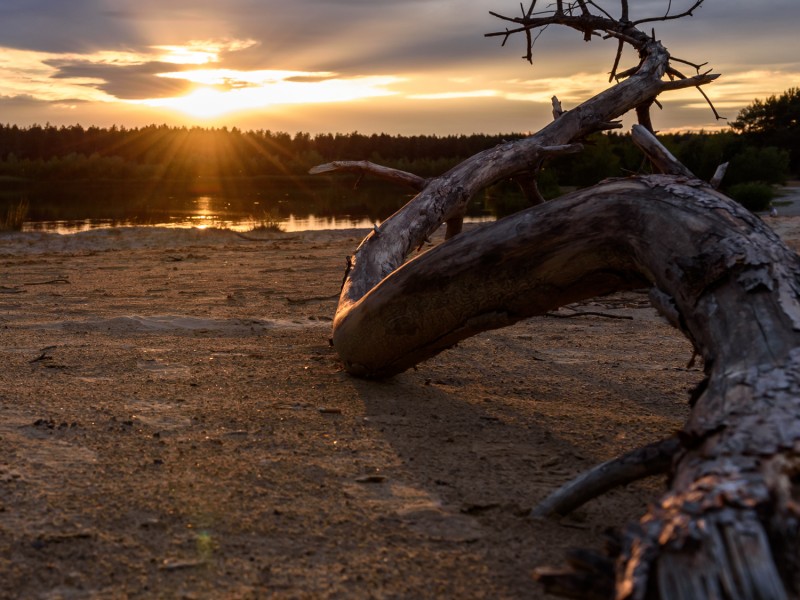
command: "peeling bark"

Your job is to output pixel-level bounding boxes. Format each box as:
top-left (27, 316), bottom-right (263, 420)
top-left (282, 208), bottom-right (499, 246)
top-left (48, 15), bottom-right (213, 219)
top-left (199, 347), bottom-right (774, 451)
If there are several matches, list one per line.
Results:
top-left (309, 2), bottom-right (800, 597)
top-left (326, 174), bottom-right (800, 598)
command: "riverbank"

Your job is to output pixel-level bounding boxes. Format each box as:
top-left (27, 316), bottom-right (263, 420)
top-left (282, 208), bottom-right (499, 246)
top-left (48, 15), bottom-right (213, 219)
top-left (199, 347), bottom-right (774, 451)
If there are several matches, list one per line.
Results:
top-left (1, 220), bottom-right (799, 598)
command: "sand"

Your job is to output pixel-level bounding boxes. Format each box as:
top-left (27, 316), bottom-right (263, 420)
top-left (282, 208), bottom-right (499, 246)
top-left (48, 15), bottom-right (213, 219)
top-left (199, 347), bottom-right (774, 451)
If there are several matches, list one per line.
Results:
top-left (1, 218), bottom-right (798, 599)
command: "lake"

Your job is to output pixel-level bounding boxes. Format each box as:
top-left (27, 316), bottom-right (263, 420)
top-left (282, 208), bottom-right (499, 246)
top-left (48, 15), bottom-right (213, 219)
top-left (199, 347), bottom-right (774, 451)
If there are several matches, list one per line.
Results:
top-left (3, 177), bottom-right (502, 234)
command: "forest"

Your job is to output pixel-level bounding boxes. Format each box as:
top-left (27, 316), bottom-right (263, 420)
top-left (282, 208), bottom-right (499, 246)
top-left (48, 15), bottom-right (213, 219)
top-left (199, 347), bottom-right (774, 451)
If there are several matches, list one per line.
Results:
top-left (0, 88), bottom-right (797, 214)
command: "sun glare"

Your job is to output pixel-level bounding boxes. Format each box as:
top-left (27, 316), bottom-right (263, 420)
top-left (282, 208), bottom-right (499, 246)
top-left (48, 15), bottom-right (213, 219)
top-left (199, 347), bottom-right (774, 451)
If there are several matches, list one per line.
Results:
top-left (153, 88), bottom-right (234, 118)
top-left (136, 71), bottom-right (401, 119)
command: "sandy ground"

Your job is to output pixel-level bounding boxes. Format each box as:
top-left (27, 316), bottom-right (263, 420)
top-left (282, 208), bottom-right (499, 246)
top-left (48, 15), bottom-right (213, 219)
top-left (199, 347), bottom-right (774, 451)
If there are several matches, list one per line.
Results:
top-left (2, 218), bottom-right (800, 599)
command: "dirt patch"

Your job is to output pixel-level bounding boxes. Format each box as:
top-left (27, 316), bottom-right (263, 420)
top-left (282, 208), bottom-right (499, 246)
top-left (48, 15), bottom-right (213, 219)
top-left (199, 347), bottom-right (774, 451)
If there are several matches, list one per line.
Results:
top-left (1, 219), bottom-right (799, 599)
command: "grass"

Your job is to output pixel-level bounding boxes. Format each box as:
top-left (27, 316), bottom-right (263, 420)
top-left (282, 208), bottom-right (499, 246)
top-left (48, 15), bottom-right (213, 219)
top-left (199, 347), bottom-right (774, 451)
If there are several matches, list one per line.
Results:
top-left (249, 210), bottom-right (284, 233)
top-left (1, 199), bottom-right (28, 231)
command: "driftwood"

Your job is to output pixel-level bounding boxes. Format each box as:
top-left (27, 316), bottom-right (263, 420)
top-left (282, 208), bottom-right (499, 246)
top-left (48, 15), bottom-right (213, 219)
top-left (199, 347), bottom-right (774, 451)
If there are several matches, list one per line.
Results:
top-left (310, 2), bottom-right (800, 598)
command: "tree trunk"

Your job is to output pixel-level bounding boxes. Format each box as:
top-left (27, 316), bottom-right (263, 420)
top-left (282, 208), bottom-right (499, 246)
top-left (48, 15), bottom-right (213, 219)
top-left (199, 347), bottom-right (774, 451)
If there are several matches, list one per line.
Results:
top-left (312, 3), bottom-right (799, 596)
top-left (328, 174), bottom-right (800, 597)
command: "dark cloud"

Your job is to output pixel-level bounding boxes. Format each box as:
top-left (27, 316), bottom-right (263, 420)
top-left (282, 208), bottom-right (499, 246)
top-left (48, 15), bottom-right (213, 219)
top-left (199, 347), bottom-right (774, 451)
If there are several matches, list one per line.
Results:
top-left (0, 0), bottom-right (143, 53)
top-left (1, 0), bottom-right (798, 133)
top-left (284, 75), bottom-right (338, 83)
top-left (44, 60), bottom-right (195, 99)
top-left (0, 93), bottom-right (53, 106)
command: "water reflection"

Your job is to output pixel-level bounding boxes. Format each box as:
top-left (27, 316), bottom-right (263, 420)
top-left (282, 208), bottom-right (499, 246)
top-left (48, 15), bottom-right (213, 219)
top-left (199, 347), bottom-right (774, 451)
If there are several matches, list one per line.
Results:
top-left (5, 177), bottom-right (499, 235)
top-left (22, 213), bottom-right (495, 235)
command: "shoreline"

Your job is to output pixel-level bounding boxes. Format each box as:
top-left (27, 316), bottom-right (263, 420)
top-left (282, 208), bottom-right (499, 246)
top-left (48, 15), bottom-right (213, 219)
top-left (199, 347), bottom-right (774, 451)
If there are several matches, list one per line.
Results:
top-left (0, 217), bottom-right (798, 598)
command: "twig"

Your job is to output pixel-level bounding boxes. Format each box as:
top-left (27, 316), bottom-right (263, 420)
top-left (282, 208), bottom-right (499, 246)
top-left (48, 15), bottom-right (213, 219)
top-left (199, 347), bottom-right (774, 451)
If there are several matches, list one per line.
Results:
top-left (633, 0), bottom-right (704, 26)
top-left (23, 278), bottom-right (70, 285)
top-left (545, 310), bottom-right (633, 320)
top-left (697, 84), bottom-right (726, 121)
top-left (309, 161), bottom-right (428, 191)
top-left (531, 436), bottom-right (680, 518)
top-left (609, 39), bottom-right (625, 82)
top-left (670, 56), bottom-right (708, 72)
top-left (586, 0), bottom-right (614, 20)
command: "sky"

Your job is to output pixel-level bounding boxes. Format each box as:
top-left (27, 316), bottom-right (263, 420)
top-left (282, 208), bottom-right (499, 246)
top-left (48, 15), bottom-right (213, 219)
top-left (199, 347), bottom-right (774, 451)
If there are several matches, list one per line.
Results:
top-left (0, 0), bottom-right (798, 136)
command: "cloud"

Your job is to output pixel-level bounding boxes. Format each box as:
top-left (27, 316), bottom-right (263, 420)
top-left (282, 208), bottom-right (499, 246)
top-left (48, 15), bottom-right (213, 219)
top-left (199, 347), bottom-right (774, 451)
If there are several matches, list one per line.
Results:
top-left (44, 60), bottom-right (195, 99)
top-left (0, 1), bottom-right (799, 134)
top-left (409, 90), bottom-right (498, 100)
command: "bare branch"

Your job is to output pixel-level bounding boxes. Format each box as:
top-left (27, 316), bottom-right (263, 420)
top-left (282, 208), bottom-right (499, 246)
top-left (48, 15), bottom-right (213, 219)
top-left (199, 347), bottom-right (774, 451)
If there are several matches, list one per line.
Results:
top-left (633, 0), bottom-right (704, 26)
top-left (711, 162), bottom-right (729, 189)
top-left (524, 21), bottom-right (533, 62)
top-left (631, 124), bottom-right (695, 178)
top-left (659, 71), bottom-right (719, 91)
top-left (586, 0), bottom-right (614, 20)
top-left (615, 63), bottom-right (641, 80)
top-left (609, 38), bottom-right (625, 82)
top-left (551, 95), bottom-right (564, 119)
top-left (575, 0), bottom-right (590, 17)
top-left (696, 84), bottom-right (726, 121)
top-left (670, 56), bottom-right (708, 72)
top-left (309, 161), bottom-right (428, 191)
top-left (635, 102), bottom-right (655, 134)
top-left (531, 437), bottom-right (680, 518)
top-left (662, 67), bottom-right (725, 119)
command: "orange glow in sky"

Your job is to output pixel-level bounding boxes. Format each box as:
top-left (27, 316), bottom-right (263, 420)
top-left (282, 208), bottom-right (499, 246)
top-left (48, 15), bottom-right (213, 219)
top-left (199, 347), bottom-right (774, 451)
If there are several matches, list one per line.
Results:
top-left (0, 2), bottom-right (798, 135)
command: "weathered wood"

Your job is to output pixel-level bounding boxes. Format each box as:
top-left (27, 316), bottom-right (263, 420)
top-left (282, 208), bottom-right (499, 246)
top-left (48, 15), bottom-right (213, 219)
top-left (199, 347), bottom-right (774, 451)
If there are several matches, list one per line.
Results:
top-left (631, 124), bottom-right (695, 178)
top-left (531, 437), bottom-right (681, 519)
top-left (308, 160), bottom-right (428, 191)
top-left (326, 37), bottom-right (716, 323)
top-left (310, 2), bottom-right (800, 598)
top-left (328, 173), bottom-right (800, 598)
top-left (711, 161), bottom-right (729, 189)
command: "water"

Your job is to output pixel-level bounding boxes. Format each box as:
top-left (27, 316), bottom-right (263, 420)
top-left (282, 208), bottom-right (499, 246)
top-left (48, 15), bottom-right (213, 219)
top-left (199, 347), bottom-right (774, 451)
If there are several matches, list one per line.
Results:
top-left (5, 178), bottom-right (500, 234)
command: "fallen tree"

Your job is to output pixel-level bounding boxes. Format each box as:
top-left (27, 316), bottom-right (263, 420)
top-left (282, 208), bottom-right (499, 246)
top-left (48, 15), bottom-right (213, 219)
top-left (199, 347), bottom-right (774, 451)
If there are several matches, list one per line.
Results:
top-left (311, 2), bottom-right (800, 598)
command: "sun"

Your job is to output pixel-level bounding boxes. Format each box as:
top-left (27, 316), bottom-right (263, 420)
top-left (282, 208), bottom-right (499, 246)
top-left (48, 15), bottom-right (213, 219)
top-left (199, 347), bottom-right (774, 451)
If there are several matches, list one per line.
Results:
top-left (160, 88), bottom-right (234, 118)
top-left (133, 68), bottom-right (401, 120)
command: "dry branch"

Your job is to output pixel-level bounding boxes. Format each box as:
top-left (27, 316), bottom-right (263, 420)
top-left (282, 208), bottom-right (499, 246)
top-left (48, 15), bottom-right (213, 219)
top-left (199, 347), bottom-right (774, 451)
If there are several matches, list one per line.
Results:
top-left (308, 160), bottom-right (428, 191)
top-left (710, 161), bottom-right (729, 189)
top-left (306, 2), bottom-right (800, 597)
top-left (531, 437), bottom-right (681, 519)
top-left (328, 29), bottom-right (711, 324)
top-left (331, 174), bottom-right (800, 599)
top-left (631, 124), bottom-right (694, 177)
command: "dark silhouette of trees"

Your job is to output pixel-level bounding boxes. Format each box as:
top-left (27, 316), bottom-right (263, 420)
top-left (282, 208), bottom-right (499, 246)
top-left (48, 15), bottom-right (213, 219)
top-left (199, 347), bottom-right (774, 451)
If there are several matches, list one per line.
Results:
top-left (0, 124), bottom-right (790, 200)
top-left (732, 87), bottom-right (800, 174)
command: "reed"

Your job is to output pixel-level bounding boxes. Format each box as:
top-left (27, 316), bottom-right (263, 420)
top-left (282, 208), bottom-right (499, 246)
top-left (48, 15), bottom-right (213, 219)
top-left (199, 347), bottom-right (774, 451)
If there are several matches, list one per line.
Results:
top-left (1, 199), bottom-right (28, 231)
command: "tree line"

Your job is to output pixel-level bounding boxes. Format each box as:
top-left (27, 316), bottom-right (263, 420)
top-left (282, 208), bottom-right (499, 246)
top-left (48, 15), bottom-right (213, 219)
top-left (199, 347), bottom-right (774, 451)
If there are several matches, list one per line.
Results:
top-left (0, 88), bottom-right (796, 203)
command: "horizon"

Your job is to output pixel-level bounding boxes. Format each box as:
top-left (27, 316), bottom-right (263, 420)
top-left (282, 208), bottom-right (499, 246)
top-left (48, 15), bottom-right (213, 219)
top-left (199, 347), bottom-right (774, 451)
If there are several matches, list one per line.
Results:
top-left (1, 1), bottom-right (798, 136)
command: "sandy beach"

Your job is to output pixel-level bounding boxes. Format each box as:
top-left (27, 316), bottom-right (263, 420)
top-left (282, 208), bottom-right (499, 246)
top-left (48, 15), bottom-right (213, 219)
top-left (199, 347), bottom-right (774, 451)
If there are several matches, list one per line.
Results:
top-left (2, 218), bottom-right (799, 599)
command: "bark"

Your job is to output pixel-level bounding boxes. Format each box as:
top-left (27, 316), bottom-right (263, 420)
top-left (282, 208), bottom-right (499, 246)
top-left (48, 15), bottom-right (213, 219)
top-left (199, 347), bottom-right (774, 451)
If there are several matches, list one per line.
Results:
top-left (327, 174), bottom-right (800, 598)
top-left (328, 35), bottom-right (716, 323)
top-left (311, 3), bottom-right (800, 597)
top-left (531, 437), bottom-right (681, 520)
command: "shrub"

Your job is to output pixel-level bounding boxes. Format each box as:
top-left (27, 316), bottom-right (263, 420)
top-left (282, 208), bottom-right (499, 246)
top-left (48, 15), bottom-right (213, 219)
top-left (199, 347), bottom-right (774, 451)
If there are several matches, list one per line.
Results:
top-left (725, 146), bottom-right (790, 187)
top-left (0, 199), bottom-right (28, 231)
top-left (726, 182), bottom-right (775, 212)
top-left (249, 210), bottom-right (284, 233)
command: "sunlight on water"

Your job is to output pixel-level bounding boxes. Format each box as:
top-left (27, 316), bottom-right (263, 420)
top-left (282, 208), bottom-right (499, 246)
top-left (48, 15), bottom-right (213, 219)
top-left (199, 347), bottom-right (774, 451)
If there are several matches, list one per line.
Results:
top-left (22, 214), bottom-right (496, 235)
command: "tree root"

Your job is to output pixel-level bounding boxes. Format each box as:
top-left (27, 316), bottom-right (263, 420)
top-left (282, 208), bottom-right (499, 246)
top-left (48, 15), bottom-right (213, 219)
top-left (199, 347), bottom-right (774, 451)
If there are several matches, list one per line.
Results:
top-left (531, 437), bottom-right (680, 519)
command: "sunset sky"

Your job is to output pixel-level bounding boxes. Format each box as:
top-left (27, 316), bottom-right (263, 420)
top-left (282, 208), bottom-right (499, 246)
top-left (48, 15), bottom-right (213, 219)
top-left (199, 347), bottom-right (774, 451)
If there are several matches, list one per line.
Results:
top-left (1, 0), bottom-right (798, 135)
